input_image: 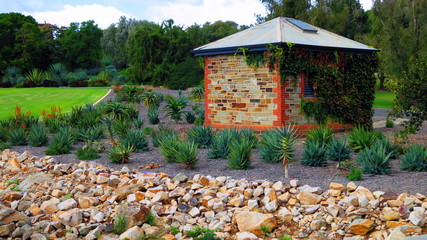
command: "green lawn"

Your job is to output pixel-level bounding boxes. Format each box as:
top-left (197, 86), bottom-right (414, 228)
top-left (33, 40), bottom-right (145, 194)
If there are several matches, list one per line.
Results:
top-left (0, 88), bottom-right (110, 119)
top-left (373, 91), bottom-right (396, 109)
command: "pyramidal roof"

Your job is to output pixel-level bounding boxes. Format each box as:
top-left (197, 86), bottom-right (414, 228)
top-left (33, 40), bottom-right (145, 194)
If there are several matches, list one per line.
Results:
top-left (193, 17), bottom-right (377, 56)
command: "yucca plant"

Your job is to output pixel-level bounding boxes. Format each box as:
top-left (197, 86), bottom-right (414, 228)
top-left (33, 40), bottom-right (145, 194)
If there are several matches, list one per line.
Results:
top-left (377, 135), bottom-right (399, 159)
top-left (104, 102), bottom-right (128, 119)
top-left (239, 128), bottom-right (258, 147)
top-left (9, 128), bottom-right (27, 146)
top-left (158, 134), bottom-right (181, 163)
top-left (348, 126), bottom-right (380, 151)
top-left (194, 116), bottom-right (204, 126)
top-left (78, 126), bottom-right (104, 142)
top-left (49, 63), bottom-right (68, 86)
top-left (113, 119), bottom-right (132, 137)
top-left (358, 142), bottom-right (392, 174)
top-left (227, 138), bottom-right (253, 170)
top-left (108, 144), bottom-right (134, 164)
top-left (164, 95), bottom-right (187, 123)
top-left (132, 118), bottom-right (144, 129)
top-left (45, 127), bottom-right (76, 155)
top-left (191, 86), bottom-right (204, 102)
top-left (101, 115), bottom-right (116, 145)
top-left (209, 128), bottom-right (241, 159)
top-left (151, 125), bottom-right (177, 147)
top-left (401, 144), bottom-right (427, 171)
top-left (25, 68), bottom-right (47, 86)
top-left (175, 141), bottom-right (199, 169)
top-left (148, 107), bottom-right (160, 124)
top-left (187, 125), bottom-right (214, 148)
top-left (327, 137), bottom-right (352, 165)
top-left (258, 129), bottom-right (284, 163)
top-left (76, 147), bottom-right (100, 160)
top-left (96, 71), bottom-right (112, 82)
top-left (43, 117), bottom-right (63, 134)
top-left (140, 90), bottom-right (161, 109)
top-left (120, 130), bottom-right (149, 152)
top-left (28, 125), bottom-right (49, 147)
top-left (184, 111), bottom-right (196, 124)
top-left (301, 140), bottom-right (328, 167)
top-left (307, 125), bottom-right (333, 145)
top-left (2, 66), bottom-right (24, 86)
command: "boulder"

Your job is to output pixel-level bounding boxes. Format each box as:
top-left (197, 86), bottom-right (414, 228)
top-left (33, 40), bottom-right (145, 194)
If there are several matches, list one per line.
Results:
top-left (297, 190), bottom-right (321, 205)
top-left (119, 226), bottom-right (144, 240)
top-left (233, 211), bottom-right (277, 238)
top-left (347, 219), bottom-right (374, 235)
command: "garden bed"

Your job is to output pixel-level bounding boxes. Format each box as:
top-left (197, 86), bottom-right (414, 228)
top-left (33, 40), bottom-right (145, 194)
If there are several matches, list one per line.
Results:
top-left (9, 88), bottom-right (427, 196)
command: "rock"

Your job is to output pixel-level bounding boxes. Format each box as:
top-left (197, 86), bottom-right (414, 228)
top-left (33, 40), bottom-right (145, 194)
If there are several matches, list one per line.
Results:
top-left (40, 198), bottom-right (60, 214)
top-left (188, 207), bottom-right (200, 217)
top-left (347, 182), bottom-right (357, 191)
top-left (58, 209), bottom-right (83, 227)
top-left (119, 226), bottom-right (144, 240)
top-left (236, 232), bottom-right (259, 240)
top-left (310, 219), bottom-right (326, 230)
top-left (79, 197), bottom-right (99, 208)
top-left (118, 204), bottom-right (150, 229)
top-left (0, 208), bottom-right (14, 221)
top-left (85, 224), bottom-right (105, 240)
top-left (383, 211), bottom-right (400, 221)
top-left (347, 219), bottom-right (374, 235)
top-left (290, 179), bottom-right (299, 187)
top-left (248, 199), bottom-right (258, 210)
top-left (97, 175), bottom-right (109, 184)
top-left (172, 173), bottom-right (188, 182)
top-left (388, 228), bottom-right (406, 240)
top-left (233, 211), bottom-right (277, 238)
top-left (114, 184), bottom-right (145, 201)
top-left (408, 209), bottom-right (426, 226)
top-left (297, 190), bottom-right (321, 205)
top-left (0, 223), bottom-right (15, 237)
top-left (265, 200), bottom-right (278, 212)
top-left (329, 182), bottom-right (345, 191)
top-left (277, 207), bottom-right (293, 223)
top-left (351, 186), bottom-right (375, 201)
top-left (161, 234), bottom-right (176, 240)
top-left (272, 181), bottom-right (283, 191)
top-left (31, 233), bottom-right (47, 240)
top-left (57, 198), bottom-right (78, 211)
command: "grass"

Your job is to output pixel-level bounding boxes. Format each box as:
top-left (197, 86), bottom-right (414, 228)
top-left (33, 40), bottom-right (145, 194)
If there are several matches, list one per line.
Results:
top-left (0, 88), bottom-right (109, 119)
top-left (373, 91), bottom-right (395, 109)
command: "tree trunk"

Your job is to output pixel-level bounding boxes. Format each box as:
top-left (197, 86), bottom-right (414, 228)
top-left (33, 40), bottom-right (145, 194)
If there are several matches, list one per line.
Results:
top-left (283, 157), bottom-right (289, 178)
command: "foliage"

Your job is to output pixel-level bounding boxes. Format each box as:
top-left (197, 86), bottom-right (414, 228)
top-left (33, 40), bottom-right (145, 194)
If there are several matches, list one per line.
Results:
top-left (191, 86), bottom-right (205, 101)
top-left (348, 126), bottom-right (380, 151)
top-left (114, 213), bottom-right (127, 234)
top-left (169, 226), bottom-right (179, 235)
top-left (164, 95), bottom-right (187, 122)
top-left (258, 127), bottom-right (297, 163)
top-left (227, 138), bottom-right (253, 170)
top-left (2, 66), bottom-right (24, 86)
top-left (209, 128), bottom-right (241, 159)
top-left (113, 119), bottom-right (132, 137)
top-left (326, 138), bottom-right (352, 164)
top-left (307, 125), bottom-right (333, 145)
top-left (0, 141), bottom-right (11, 151)
top-left (120, 130), bottom-right (149, 152)
top-left (385, 117), bottom-right (394, 128)
top-left (174, 141), bottom-right (199, 169)
top-left (28, 125), bottom-right (49, 147)
top-left (151, 125), bottom-right (178, 147)
top-left (9, 128), bottom-right (27, 146)
top-left (184, 111), bottom-right (197, 124)
top-left (25, 68), bottom-right (47, 86)
top-left (158, 134), bottom-right (180, 163)
top-left (377, 135), bottom-right (399, 159)
top-left (45, 127), bottom-right (76, 155)
top-left (108, 144), bottom-right (134, 164)
top-left (186, 226), bottom-right (220, 240)
top-left (75, 147), bottom-right (100, 160)
top-left (301, 140), bottom-right (328, 167)
top-left (48, 63), bottom-right (68, 86)
top-left (187, 125), bottom-right (214, 148)
top-left (346, 167), bottom-right (363, 181)
top-left (300, 98), bottom-right (328, 124)
top-left (145, 213), bottom-right (156, 226)
top-left (140, 90), bottom-right (161, 109)
top-left (148, 108), bottom-right (160, 124)
top-left (78, 125), bottom-right (104, 142)
top-left (400, 144), bottom-right (427, 171)
top-left (358, 142), bottom-right (392, 175)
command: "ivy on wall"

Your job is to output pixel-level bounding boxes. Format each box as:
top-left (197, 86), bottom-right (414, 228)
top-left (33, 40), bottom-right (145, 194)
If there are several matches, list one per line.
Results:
top-left (239, 44), bottom-right (378, 129)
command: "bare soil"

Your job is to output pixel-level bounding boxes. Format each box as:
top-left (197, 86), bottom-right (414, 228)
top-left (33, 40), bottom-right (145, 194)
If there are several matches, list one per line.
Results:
top-left (10, 89), bottom-right (427, 196)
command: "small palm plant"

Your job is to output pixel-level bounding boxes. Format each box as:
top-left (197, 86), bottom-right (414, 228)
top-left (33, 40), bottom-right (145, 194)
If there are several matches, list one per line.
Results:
top-left (158, 134), bottom-right (181, 163)
top-left (277, 125), bottom-right (298, 178)
top-left (140, 90), bottom-right (161, 109)
top-left (25, 68), bottom-right (47, 86)
top-left (108, 144), bottom-right (134, 164)
top-left (191, 86), bottom-right (204, 102)
top-left (164, 95), bottom-right (187, 123)
top-left (348, 126), bottom-right (380, 151)
top-left (307, 125), bottom-right (333, 145)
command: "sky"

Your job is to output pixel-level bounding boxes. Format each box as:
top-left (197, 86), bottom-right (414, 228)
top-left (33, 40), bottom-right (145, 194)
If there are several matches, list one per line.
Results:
top-left (0, 0), bottom-right (373, 29)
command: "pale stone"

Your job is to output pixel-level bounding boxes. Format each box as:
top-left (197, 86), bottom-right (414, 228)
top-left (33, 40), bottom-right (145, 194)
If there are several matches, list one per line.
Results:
top-left (408, 210), bottom-right (426, 226)
top-left (277, 207), bottom-right (293, 223)
top-left (272, 181), bottom-right (283, 191)
top-left (233, 211), bottom-right (277, 238)
top-left (297, 190), bottom-right (321, 205)
top-left (347, 182), bottom-right (357, 191)
top-left (329, 182), bottom-right (345, 191)
top-left (0, 223), bottom-right (15, 237)
top-left (387, 228), bottom-right (406, 240)
top-left (119, 226), bottom-right (144, 240)
top-left (40, 198), bottom-right (60, 214)
top-left (248, 199), bottom-right (258, 210)
top-left (188, 207), bottom-right (200, 217)
top-left (58, 209), bottom-right (83, 227)
top-left (96, 175), bottom-right (109, 184)
top-left (351, 186), bottom-right (375, 201)
top-left (373, 191), bottom-right (385, 199)
top-left (236, 232), bottom-right (259, 240)
top-left (290, 179), bottom-right (299, 187)
top-left (57, 198), bottom-right (78, 211)
top-left (265, 200), bottom-right (278, 212)
top-left (383, 211), bottom-right (400, 221)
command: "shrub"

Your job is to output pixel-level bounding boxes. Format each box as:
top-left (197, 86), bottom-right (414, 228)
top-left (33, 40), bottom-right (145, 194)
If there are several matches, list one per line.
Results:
top-left (140, 90), bottom-right (161, 109)
top-left (68, 80), bottom-right (88, 87)
top-left (209, 128), bottom-right (241, 159)
top-left (258, 127), bottom-right (297, 163)
top-left (307, 126), bottom-right (333, 145)
top-left (151, 125), bottom-right (177, 147)
top-left (2, 66), bottom-right (24, 86)
top-left (132, 118), bottom-right (144, 129)
top-left (175, 141), bottom-right (198, 169)
top-left (401, 144), bottom-right (427, 171)
top-left (240, 128), bottom-right (258, 147)
top-left (0, 141), bottom-right (11, 151)
top-left (148, 108), bottom-right (160, 124)
top-left (28, 125), bottom-right (49, 147)
top-left (76, 147), bottom-right (100, 160)
top-left (113, 119), bottom-right (133, 137)
top-left (25, 68), bottom-right (47, 86)
top-left (187, 125), bottom-right (214, 148)
top-left (45, 127), bottom-right (76, 155)
top-left (194, 116), bottom-right (204, 126)
top-left (358, 142), bottom-right (392, 174)
top-left (158, 134), bottom-right (180, 163)
top-left (346, 167), bottom-right (363, 181)
top-left (301, 140), bottom-right (328, 167)
top-left (78, 126), bottom-right (104, 142)
top-left (101, 115), bottom-right (116, 145)
top-left (184, 111), bottom-right (196, 124)
top-left (43, 117), bottom-right (63, 134)
top-left (120, 130), bottom-right (149, 152)
top-left (227, 138), bottom-right (253, 169)
top-left (191, 86), bottom-right (204, 101)
top-left (377, 135), bottom-right (399, 159)
top-left (164, 95), bottom-right (187, 122)
top-left (186, 226), bottom-right (220, 240)
top-left (48, 63), bottom-right (68, 86)
top-left (348, 126), bottom-right (380, 151)
top-left (108, 144), bottom-right (134, 164)
top-left (385, 117), bottom-right (394, 128)
top-left (9, 128), bottom-right (27, 146)
top-left (145, 213), bottom-right (156, 226)
top-left (326, 138), bottom-right (352, 163)
top-left (114, 213), bottom-right (127, 234)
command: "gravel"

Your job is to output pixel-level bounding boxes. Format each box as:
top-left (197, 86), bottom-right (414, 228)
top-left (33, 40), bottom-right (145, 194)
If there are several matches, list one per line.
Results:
top-left (10, 88), bottom-right (427, 196)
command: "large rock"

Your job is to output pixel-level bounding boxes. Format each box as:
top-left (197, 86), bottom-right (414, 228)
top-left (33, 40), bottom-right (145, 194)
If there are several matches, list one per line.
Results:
top-left (233, 211), bottom-right (277, 238)
top-left (57, 198), bottom-right (78, 211)
top-left (40, 198), bottom-right (60, 214)
top-left (347, 219), bottom-right (374, 235)
top-left (114, 184), bottom-right (145, 201)
top-left (297, 190), bottom-right (321, 205)
top-left (117, 204), bottom-right (151, 229)
top-left (119, 226), bottom-right (144, 240)
top-left (0, 223), bottom-right (15, 237)
top-left (236, 232), bottom-right (260, 240)
top-left (58, 209), bottom-right (83, 227)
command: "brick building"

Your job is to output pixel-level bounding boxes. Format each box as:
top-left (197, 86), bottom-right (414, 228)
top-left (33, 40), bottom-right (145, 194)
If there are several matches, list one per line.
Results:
top-left (192, 17), bottom-right (377, 131)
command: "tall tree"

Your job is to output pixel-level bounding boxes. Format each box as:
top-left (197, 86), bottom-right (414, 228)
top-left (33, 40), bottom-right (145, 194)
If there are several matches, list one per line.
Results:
top-left (261, 0), bottom-right (311, 20)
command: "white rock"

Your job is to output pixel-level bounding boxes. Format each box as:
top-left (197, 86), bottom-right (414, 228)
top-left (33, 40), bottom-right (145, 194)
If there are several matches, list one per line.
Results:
top-left (188, 207), bottom-right (200, 217)
top-left (265, 200), bottom-right (278, 212)
top-left (290, 179), bottom-right (299, 187)
top-left (57, 199), bottom-right (78, 211)
top-left (119, 226), bottom-right (144, 240)
top-left (248, 200), bottom-right (258, 210)
top-left (236, 232), bottom-right (259, 240)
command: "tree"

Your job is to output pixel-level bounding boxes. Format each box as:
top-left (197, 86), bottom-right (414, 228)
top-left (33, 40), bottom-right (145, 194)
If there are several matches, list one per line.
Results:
top-left (56, 20), bottom-right (103, 70)
top-left (260, 0), bottom-right (311, 21)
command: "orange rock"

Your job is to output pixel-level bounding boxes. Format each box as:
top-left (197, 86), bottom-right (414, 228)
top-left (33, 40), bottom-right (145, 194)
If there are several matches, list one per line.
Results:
top-left (135, 191), bottom-right (145, 201)
top-left (9, 158), bottom-right (20, 167)
top-left (386, 221), bottom-right (407, 228)
top-left (161, 234), bottom-right (176, 240)
top-left (348, 219), bottom-right (374, 235)
top-left (199, 176), bottom-right (210, 186)
top-left (2, 211), bottom-right (28, 224)
top-left (29, 206), bottom-right (42, 216)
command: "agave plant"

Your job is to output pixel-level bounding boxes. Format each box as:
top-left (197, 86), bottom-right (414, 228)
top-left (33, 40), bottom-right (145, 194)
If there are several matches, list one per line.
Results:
top-left (101, 116), bottom-right (116, 145)
top-left (113, 119), bottom-right (132, 137)
top-left (25, 68), bottom-right (47, 86)
top-left (2, 66), bottom-right (24, 86)
top-left (140, 90), bottom-right (161, 109)
top-left (148, 108), bottom-right (160, 124)
top-left (175, 141), bottom-right (199, 169)
top-left (78, 126), bottom-right (104, 142)
top-left (326, 137), bottom-right (352, 165)
top-left (239, 128), bottom-right (258, 147)
top-left (307, 125), bottom-right (333, 145)
top-left (108, 144), bottom-right (134, 164)
top-left (358, 142), bottom-right (392, 174)
top-left (227, 138), bottom-right (253, 170)
top-left (301, 140), bottom-right (328, 167)
top-left (49, 63), bottom-right (68, 86)
top-left (209, 128), bottom-right (241, 159)
top-left (96, 71), bottom-right (112, 82)
top-left (400, 144), bottom-right (427, 171)
top-left (348, 126), bottom-right (381, 151)
top-left (184, 111), bottom-right (196, 124)
top-left (187, 125), bottom-right (214, 148)
top-left (120, 130), bottom-right (149, 152)
top-left (164, 95), bottom-right (187, 123)
top-left (28, 125), bottom-right (49, 147)
top-left (151, 125), bottom-right (178, 147)
top-left (277, 125), bottom-right (298, 178)
top-left (45, 127), bottom-right (76, 155)
top-left (158, 134), bottom-right (181, 163)
top-left (9, 128), bottom-right (27, 146)
top-left (191, 86), bottom-right (204, 102)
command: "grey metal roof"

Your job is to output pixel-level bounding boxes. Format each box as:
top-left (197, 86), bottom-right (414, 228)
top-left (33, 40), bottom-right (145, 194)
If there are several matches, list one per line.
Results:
top-left (193, 17), bottom-right (377, 56)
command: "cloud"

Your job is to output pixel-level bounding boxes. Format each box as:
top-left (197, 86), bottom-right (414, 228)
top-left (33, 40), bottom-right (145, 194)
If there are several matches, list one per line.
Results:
top-left (24, 4), bottom-right (132, 29)
top-left (148, 0), bottom-right (266, 27)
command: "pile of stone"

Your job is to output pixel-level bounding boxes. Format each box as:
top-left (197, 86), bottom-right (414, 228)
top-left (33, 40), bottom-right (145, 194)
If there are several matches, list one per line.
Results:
top-left (0, 149), bottom-right (426, 240)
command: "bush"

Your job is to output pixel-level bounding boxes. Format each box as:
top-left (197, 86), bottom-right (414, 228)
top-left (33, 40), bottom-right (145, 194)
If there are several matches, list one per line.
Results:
top-left (346, 167), bottom-right (363, 181)
top-left (358, 142), bottom-right (392, 174)
top-left (141, 90), bottom-right (161, 109)
top-left (258, 127), bottom-right (297, 163)
top-left (209, 128), bottom-right (241, 159)
top-left (45, 127), bottom-right (76, 155)
top-left (184, 111), bottom-right (196, 124)
top-left (132, 118), bottom-right (144, 129)
top-left (158, 134), bottom-right (180, 163)
top-left (187, 125), bottom-right (214, 148)
top-left (240, 128), bottom-right (258, 147)
top-left (0, 141), bottom-right (11, 151)
top-left (2, 66), bottom-right (24, 86)
top-left (28, 125), bottom-right (49, 147)
top-left (108, 144), bottom-right (134, 164)
top-left (175, 141), bottom-right (199, 169)
top-left (301, 140), bottom-right (328, 167)
top-left (385, 117), bottom-right (394, 128)
top-left (148, 108), bottom-right (160, 124)
top-left (78, 126), bottom-right (104, 142)
top-left (307, 126), bottom-right (333, 145)
top-left (9, 128), bottom-right (27, 146)
top-left (113, 119), bottom-right (132, 137)
top-left (76, 147), bottom-right (100, 160)
top-left (327, 138), bottom-right (352, 163)
top-left (164, 95), bottom-right (187, 122)
top-left (151, 125), bottom-right (177, 147)
top-left (191, 86), bottom-right (204, 101)
top-left (194, 116), bottom-right (204, 126)
top-left (68, 80), bottom-right (88, 87)
top-left (377, 135), bottom-right (399, 159)
top-left (348, 126), bottom-right (380, 151)
top-left (401, 144), bottom-right (427, 171)
top-left (43, 117), bottom-right (63, 134)
top-left (227, 138), bottom-right (253, 169)
top-left (120, 130), bottom-right (149, 152)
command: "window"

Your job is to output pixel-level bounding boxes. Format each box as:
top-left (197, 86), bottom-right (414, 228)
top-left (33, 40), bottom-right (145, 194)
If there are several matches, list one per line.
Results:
top-left (304, 78), bottom-right (315, 97)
